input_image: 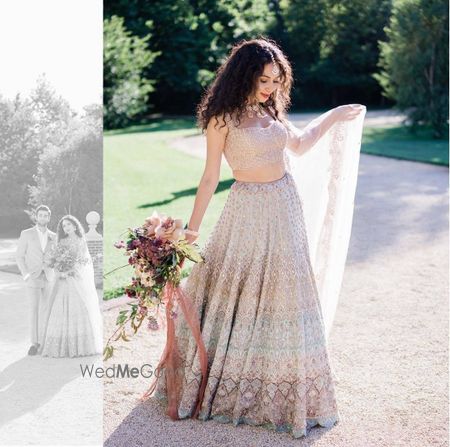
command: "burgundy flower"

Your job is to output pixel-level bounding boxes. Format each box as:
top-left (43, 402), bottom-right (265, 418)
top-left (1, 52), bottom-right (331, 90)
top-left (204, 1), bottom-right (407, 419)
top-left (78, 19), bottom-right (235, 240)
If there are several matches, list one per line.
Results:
top-left (128, 239), bottom-right (141, 250)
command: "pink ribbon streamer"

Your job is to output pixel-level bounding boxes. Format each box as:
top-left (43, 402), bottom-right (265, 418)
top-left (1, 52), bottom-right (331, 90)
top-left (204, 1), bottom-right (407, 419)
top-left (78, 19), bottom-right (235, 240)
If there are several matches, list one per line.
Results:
top-left (140, 281), bottom-right (208, 420)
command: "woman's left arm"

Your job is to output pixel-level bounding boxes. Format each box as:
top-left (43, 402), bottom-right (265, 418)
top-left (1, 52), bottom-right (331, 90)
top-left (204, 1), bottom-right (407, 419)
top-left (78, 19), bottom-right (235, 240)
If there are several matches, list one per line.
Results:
top-left (286, 104), bottom-right (365, 156)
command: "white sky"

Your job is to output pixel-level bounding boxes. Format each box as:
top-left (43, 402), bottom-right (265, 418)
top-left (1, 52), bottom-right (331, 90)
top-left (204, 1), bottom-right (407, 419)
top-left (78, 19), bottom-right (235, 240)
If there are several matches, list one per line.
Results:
top-left (0, 0), bottom-right (102, 112)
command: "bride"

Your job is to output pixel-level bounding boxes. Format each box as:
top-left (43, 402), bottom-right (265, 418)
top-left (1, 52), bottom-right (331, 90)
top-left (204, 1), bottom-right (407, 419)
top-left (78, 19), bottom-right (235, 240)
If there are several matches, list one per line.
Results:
top-left (38, 214), bottom-right (103, 358)
top-left (148, 37), bottom-right (366, 438)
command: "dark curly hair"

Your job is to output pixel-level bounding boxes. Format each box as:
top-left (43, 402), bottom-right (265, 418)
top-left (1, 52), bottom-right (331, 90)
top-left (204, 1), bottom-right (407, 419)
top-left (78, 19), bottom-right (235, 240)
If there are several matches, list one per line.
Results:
top-left (35, 204), bottom-right (51, 216)
top-left (196, 36), bottom-right (293, 132)
top-left (56, 214), bottom-right (86, 242)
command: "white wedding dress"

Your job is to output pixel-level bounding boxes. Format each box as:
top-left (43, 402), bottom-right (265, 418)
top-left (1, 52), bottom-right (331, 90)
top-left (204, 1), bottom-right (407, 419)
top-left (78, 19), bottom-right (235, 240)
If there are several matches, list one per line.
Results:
top-left (39, 236), bottom-right (103, 358)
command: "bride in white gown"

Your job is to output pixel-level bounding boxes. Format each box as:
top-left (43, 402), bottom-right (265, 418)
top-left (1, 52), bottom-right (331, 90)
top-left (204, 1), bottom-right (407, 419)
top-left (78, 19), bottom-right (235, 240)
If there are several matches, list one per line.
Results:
top-left (38, 214), bottom-right (103, 358)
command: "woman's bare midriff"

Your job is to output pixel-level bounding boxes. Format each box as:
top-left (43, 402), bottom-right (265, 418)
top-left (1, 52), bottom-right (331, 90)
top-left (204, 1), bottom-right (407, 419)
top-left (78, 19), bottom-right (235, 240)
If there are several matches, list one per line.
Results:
top-left (232, 161), bottom-right (286, 183)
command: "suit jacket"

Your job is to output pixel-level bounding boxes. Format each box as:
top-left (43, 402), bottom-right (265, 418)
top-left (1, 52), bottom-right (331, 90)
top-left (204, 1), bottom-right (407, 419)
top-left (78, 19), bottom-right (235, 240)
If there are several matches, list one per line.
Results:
top-left (16, 226), bottom-right (57, 287)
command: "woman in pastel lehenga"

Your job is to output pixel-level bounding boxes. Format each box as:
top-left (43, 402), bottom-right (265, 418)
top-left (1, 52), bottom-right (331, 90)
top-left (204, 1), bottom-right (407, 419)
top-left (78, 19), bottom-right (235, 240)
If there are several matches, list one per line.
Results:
top-left (38, 215), bottom-right (103, 358)
top-left (147, 37), bottom-right (366, 438)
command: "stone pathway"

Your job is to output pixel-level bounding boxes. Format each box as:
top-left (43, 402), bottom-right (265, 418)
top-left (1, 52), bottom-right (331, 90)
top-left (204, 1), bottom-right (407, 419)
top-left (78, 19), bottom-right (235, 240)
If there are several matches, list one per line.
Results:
top-left (103, 113), bottom-right (449, 446)
top-left (0, 267), bottom-right (103, 445)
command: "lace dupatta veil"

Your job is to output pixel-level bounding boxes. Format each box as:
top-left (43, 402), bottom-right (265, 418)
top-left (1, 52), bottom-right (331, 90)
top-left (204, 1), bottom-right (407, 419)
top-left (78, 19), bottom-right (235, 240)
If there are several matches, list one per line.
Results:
top-left (74, 237), bottom-right (103, 353)
top-left (284, 106), bottom-right (367, 341)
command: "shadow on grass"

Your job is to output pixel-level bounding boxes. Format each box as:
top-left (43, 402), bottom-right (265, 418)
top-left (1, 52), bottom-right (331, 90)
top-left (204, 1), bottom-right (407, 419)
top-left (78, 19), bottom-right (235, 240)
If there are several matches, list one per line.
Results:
top-left (0, 264), bottom-right (19, 275)
top-left (137, 178), bottom-right (235, 209)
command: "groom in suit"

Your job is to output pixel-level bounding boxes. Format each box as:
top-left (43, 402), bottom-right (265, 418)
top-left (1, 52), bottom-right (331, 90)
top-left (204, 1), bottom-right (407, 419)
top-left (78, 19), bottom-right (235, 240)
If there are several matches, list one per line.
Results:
top-left (15, 205), bottom-right (56, 356)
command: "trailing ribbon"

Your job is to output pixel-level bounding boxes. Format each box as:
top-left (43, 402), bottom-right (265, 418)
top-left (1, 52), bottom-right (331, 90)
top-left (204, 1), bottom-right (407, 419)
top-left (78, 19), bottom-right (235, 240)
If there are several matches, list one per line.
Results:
top-left (140, 280), bottom-right (208, 420)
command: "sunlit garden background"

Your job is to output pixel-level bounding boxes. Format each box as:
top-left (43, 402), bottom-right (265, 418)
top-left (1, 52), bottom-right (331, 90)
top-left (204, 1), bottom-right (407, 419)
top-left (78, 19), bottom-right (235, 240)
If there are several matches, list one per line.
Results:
top-left (101, 2), bottom-right (448, 446)
top-left (103, 0), bottom-right (448, 298)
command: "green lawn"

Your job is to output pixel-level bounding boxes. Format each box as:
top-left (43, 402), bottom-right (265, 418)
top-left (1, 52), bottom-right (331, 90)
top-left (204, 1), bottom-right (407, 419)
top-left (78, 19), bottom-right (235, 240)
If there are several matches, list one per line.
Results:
top-left (104, 119), bottom-right (233, 298)
top-left (104, 117), bottom-right (448, 298)
top-left (362, 125), bottom-right (448, 166)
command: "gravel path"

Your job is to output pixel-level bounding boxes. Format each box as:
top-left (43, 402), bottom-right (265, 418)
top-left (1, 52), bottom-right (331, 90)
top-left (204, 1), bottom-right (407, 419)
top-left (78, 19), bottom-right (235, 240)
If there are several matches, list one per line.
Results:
top-left (0, 270), bottom-right (103, 446)
top-left (103, 111), bottom-right (449, 447)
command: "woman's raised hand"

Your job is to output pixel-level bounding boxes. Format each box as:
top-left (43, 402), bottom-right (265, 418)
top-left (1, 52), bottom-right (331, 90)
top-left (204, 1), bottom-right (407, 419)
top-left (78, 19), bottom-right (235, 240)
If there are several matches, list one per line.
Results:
top-left (332, 104), bottom-right (365, 121)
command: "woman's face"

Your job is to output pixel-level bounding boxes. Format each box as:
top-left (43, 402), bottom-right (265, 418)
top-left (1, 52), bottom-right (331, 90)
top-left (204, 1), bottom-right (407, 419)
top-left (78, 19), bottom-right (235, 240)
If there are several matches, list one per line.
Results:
top-left (254, 62), bottom-right (281, 103)
top-left (62, 219), bottom-right (76, 235)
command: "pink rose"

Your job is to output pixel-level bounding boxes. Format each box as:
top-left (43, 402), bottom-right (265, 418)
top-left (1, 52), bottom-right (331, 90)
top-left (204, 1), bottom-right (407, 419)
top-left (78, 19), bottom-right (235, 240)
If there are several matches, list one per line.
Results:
top-left (154, 217), bottom-right (184, 242)
top-left (144, 210), bottom-right (167, 236)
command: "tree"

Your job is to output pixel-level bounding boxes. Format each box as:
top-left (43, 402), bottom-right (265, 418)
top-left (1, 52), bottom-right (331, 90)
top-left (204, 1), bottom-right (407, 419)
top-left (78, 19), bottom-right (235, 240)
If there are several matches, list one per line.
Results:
top-left (28, 114), bottom-right (102, 231)
top-left (374, 0), bottom-right (449, 137)
top-left (308, 0), bottom-right (392, 107)
top-left (0, 94), bottom-right (42, 228)
top-left (30, 74), bottom-right (74, 146)
top-left (104, 15), bottom-right (159, 129)
top-left (105, 0), bottom-right (274, 114)
top-left (274, 0), bottom-right (330, 107)
top-left (0, 77), bottom-right (103, 233)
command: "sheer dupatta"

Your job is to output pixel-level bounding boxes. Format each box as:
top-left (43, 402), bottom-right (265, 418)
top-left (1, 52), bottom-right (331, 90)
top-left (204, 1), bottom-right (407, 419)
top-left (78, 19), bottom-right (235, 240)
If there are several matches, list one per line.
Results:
top-left (71, 237), bottom-right (103, 354)
top-left (283, 106), bottom-right (367, 342)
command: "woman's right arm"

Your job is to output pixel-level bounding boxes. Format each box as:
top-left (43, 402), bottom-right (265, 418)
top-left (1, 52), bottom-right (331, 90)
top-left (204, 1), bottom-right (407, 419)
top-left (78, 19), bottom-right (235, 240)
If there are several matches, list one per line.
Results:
top-left (186, 115), bottom-right (228, 238)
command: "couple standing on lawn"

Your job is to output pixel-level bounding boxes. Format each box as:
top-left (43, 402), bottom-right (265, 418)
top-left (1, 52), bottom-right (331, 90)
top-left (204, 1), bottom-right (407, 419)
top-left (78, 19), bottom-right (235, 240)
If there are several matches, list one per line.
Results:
top-left (16, 204), bottom-right (102, 358)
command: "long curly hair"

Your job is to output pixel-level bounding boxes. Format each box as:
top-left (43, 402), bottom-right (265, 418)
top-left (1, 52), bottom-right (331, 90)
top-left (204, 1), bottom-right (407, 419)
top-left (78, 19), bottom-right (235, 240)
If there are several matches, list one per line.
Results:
top-left (196, 36), bottom-right (293, 132)
top-left (56, 214), bottom-right (86, 243)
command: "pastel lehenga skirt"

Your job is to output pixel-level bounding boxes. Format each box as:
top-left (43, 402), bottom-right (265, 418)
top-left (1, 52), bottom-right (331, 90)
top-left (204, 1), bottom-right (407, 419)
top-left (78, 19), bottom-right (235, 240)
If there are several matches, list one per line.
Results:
top-left (152, 171), bottom-right (340, 438)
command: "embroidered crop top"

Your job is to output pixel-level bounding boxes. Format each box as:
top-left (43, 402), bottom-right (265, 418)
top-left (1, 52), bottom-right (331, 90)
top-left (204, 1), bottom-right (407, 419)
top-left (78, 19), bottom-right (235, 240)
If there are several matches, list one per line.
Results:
top-left (223, 114), bottom-right (288, 171)
top-left (222, 108), bottom-right (341, 171)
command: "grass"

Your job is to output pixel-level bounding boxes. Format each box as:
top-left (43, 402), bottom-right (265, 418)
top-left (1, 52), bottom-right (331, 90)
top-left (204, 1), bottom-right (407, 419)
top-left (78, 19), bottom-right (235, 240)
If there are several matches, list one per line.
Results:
top-left (104, 118), bottom-right (233, 297)
top-left (104, 116), bottom-right (448, 298)
top-left (361, 125), bottom-right (448, 166)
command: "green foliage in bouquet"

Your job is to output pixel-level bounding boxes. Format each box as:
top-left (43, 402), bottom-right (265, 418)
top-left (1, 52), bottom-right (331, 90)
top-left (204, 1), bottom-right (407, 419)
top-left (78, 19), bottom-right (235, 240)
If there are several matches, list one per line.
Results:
top-left (103, 211), bottom-right (204, 361)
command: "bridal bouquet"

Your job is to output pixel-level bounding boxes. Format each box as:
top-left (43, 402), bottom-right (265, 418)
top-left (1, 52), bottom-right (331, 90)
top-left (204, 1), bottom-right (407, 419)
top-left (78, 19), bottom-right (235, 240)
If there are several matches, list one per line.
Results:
top-left (103, 210), bottom-right (204, 361)
top-left (46, 244), bottom-right (89, 279)
top-left (104, 210), bottom-right (209, 419)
